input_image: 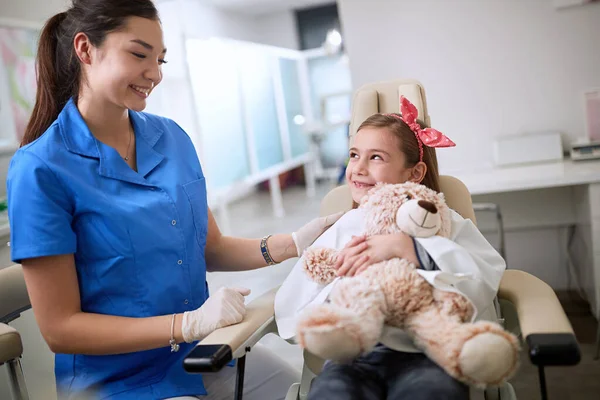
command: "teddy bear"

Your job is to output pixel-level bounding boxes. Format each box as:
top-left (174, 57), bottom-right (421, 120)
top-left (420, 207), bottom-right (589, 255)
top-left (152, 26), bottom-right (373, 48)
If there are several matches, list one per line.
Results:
top-left (295, 182), bottom-right (519, 388)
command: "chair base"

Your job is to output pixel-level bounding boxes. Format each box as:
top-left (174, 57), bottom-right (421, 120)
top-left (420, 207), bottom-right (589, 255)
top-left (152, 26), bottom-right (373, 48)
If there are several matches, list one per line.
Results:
top-left (6, 358), bottom-right (29, 400)
top-left (484, 383), bottom-right (517, 400)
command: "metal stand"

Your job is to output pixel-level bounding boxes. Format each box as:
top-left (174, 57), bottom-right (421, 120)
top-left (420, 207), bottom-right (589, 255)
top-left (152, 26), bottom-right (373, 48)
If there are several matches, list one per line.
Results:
top-left (538, 366), bottom-right (548, 400)
top-left (7, 358), bottom-right (29, 400)
top-left (234, 347), bottom-right (250, 400)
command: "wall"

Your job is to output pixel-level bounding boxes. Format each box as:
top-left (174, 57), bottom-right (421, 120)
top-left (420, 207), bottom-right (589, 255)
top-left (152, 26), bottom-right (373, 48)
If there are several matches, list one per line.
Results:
top-left (338, 0), bottom-right (600, 172)
top-left (337, 0), bottom-right (600, 293)
top-left (0, 0), bottom-right (69, 22)
top-left (255, 9), bottom-right (300, 49)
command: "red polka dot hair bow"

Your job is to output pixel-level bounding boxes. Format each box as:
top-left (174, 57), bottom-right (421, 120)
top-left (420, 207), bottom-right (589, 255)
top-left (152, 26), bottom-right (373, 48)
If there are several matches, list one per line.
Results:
top-left (389, 96), bottom-right (456, 162)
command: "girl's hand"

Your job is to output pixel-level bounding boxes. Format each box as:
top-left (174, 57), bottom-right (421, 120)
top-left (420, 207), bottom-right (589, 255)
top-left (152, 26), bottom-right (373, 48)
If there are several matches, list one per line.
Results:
top-left (334, 233), bottom-right (420, 277)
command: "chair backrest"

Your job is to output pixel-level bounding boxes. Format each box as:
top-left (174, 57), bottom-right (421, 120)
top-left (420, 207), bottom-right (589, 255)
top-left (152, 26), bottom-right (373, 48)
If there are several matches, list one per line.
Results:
top-left (349, 78), bottom-right (432, 139)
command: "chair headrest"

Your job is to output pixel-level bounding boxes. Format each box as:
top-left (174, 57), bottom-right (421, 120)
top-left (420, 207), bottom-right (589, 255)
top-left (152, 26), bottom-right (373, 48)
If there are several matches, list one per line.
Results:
top-left (349, 79), bottom-right (431, 139)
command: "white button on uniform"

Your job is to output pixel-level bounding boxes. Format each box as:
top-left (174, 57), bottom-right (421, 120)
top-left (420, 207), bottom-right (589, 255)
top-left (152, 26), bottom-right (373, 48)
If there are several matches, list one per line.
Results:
top-left (177, 260), bottom-right (183, 265)
top-left (184, 299), bottom-right (189, 305)
top-left (171, 220), bottom-right (177, 226)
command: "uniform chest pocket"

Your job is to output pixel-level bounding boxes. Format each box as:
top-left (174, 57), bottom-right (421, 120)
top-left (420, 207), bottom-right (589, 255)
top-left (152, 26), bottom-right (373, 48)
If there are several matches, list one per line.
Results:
top-left (182, 178), bottom-right (208, 248)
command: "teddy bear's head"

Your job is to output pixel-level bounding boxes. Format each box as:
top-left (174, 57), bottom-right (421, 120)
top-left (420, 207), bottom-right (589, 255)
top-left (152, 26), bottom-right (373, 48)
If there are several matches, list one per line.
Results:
top-left (359, 182), bottom-right (451, 239)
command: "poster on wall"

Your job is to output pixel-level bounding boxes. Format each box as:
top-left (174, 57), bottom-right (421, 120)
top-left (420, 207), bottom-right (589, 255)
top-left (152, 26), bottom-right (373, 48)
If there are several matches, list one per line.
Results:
top-left (0, 23), bottom-right (39, 145)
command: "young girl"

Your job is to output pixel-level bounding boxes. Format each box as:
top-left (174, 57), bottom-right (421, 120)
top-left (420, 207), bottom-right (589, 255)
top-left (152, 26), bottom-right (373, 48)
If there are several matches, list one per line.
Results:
top-left (274, 97), bottom-right (506, 400)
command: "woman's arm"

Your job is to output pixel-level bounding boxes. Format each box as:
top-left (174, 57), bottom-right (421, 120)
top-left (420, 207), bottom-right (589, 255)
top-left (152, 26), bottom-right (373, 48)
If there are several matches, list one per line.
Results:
top-left (204, 209), bottom-right (297, 272)
top-left (23, 254), bottom-right (185, 355)
top-left (205, 209), bottom-right (344, 272)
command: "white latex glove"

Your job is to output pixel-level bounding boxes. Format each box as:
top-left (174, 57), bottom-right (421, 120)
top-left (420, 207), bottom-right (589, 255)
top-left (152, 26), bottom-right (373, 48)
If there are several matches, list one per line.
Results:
top-left (181, 286), bottom-right (251, 343)
top-left (291, 211), bottom-right (345, 256)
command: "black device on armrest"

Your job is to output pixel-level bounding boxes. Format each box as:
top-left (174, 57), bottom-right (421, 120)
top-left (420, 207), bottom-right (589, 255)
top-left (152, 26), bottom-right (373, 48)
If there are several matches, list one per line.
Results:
top-left (526, 333), bottom-right (581, 366)
top-left (183, 344), bottom-right (233, 373)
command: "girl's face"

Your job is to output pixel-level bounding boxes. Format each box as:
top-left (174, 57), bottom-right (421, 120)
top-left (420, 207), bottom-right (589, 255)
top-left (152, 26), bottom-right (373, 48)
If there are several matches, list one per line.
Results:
top-left (79, 16), bottom-right (166, 112)
top-left (346, 127), bottom-right (421, 204)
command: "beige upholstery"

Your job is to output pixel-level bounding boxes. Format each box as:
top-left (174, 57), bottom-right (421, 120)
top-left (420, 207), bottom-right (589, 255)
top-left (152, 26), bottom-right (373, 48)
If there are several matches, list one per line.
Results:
top-left (499, 270), bottom-right (573, 337)
top-left (0, 264), bottom-right (30, 399)
top-left (0, 323), bottom-right (23, 364)
top-left (349, 78), bottom-right (432, 138)
top-left (0, 265), bottom-right (30, 365)
top-left (200, 288), bottom-right (278, 357)
top-left (0, 265), bottom-right (30, 323)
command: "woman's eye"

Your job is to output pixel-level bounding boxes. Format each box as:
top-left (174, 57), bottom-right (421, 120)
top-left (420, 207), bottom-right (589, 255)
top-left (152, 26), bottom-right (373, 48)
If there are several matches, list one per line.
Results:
top-left (159, 59), bottom-right (168, 65)
top-left (132, 52), bottom-right (146, 59)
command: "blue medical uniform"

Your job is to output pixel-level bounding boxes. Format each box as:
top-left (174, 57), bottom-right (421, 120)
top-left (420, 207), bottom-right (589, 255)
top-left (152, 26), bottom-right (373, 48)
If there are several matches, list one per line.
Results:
top-left (7, 98), bottom-right (211, 399)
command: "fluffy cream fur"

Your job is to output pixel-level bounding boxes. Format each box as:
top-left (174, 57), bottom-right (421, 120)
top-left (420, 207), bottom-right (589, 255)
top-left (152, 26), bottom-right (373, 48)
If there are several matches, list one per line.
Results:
top-left (296, 182), bottom-right (519, 388)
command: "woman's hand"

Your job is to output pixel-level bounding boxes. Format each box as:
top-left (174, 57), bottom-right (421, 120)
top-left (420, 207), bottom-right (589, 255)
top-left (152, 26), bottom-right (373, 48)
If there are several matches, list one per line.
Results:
top-left (292, 211), bottom-right (345, 256)
top-left (334, 233), bottom-right (420, 277)
top-left (181, 286), bottom-right (251, 343)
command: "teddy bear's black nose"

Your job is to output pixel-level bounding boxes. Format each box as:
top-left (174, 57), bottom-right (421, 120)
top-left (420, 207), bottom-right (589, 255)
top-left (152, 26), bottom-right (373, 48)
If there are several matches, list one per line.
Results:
top-left (418, 200), bottom-right (438, 214)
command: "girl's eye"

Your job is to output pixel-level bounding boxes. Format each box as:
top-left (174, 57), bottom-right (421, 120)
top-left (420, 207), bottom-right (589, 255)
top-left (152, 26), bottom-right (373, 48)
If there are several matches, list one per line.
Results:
top-left (371, 154), bottom-right (383, 160)
top-left (349, 152), bottom-right (358, 158)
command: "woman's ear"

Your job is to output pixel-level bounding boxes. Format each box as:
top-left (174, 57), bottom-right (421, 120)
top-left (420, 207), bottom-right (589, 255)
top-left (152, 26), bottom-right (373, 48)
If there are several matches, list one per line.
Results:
top-left (409, 161), bottom-right (427, 183)
top-left (73, 32), bottom-right (93, 65)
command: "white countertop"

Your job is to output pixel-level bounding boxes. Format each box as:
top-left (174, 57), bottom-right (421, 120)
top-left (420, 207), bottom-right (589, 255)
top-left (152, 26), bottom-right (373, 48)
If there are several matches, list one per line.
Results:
top-left (450, 159), bottom-right (600, 196)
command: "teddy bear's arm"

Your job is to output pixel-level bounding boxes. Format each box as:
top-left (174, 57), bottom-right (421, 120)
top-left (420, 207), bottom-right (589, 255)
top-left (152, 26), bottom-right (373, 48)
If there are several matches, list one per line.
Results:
top-left (302, 247), bottom-right (339, 285)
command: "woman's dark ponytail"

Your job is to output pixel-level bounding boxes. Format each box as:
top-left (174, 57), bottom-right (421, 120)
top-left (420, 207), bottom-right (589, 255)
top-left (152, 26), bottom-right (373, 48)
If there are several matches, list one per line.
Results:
top-left (21, 12), bottom-right (72, 146)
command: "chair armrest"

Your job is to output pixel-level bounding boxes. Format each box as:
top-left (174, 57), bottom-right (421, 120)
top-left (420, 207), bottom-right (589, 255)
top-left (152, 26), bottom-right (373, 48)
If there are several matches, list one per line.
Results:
top-left (183, 287), bottom-right (279, 373)
top-left (498, 270), bottom-right (581, 366)
top-left (0, 323), bottom-right (23, 364)
top-left (0, 264), bottom-right (31, 323)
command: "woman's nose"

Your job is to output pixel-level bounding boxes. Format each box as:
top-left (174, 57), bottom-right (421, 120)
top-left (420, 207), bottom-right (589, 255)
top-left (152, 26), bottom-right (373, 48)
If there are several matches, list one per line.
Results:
top-left (145, 65), bottom-right (162, 86)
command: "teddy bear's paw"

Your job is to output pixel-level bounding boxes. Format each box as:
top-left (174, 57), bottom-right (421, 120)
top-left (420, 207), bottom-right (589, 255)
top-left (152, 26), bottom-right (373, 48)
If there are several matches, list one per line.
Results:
top-left (297, 307), bottom-right (366, 362)
top-left (458, 324), bottom-right (520, 388)
top-left (303, 248), bottom-right (338, 285)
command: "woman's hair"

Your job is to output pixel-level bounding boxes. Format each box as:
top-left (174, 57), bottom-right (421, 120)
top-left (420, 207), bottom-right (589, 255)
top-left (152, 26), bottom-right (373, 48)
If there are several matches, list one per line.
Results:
top-left (21, 0), bottom-right (159, 147)
top-left (356, 113), bottom-right (441, 193)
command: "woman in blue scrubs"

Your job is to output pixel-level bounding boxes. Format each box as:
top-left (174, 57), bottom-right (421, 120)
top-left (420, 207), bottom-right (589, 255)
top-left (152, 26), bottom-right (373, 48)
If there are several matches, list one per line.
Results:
top-left (7, 1), bottom-right (342, 399)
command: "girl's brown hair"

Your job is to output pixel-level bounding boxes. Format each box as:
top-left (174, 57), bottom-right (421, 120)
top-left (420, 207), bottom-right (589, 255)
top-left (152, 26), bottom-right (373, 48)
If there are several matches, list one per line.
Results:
top-left (356, 113), bottom-right (441, 193)
top-left (21, 0), bottom-right (159, 147)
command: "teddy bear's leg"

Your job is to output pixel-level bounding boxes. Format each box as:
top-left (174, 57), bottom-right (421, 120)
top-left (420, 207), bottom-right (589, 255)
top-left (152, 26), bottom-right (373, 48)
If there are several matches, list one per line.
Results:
top-left (433, 289), bottom-right (475, 322)
top-left (296, 277), bottom-right (387, 362)
top-left (405, 307), bottom-right (520, 388)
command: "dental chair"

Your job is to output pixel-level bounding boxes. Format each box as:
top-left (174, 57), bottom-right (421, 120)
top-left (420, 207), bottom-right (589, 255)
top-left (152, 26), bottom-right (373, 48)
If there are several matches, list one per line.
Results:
top-left (183, 79), bottom-right (581, 400)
